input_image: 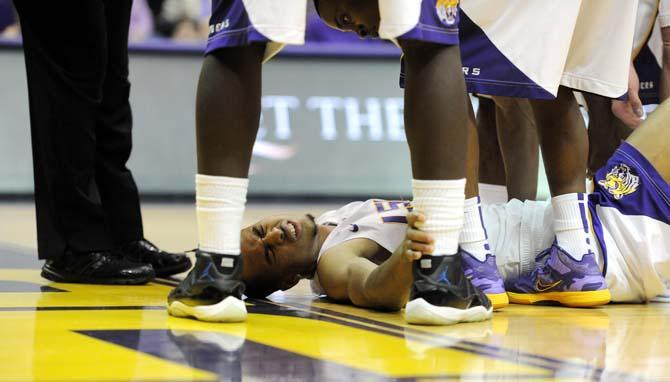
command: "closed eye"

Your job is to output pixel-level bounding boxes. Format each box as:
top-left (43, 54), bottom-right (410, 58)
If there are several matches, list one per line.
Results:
top-left (252, 226), bottom-right (272, 264)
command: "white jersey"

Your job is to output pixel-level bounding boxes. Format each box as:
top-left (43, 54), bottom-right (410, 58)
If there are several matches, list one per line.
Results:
top-left (311, 200), bottom-right (411, 295)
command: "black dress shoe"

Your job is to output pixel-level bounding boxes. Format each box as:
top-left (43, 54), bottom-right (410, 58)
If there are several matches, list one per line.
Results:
top-left (41, 251), bottom-right (155, 285)
top-left (120, 239), bottom-right (192, 277)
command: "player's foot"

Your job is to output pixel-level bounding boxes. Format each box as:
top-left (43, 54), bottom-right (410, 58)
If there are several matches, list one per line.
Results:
top-left (405, 254), bottom-right (493, 326)
top-left (507, 244), bottom-right (611, 307)
top-left (41, 251), bottom-right (155, 285)
top-left (167, 250), bottom-right (246, 322)
top-left (461, 250), bottom-right (508, 309)
top-left (120, 239), bottom-right (192, 278)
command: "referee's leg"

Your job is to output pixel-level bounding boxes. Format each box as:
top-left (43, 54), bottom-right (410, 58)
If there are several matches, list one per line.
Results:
top-left (13, 0), bottom-right (113, 260)
top-left (95, 0), bottom-right (144, 246)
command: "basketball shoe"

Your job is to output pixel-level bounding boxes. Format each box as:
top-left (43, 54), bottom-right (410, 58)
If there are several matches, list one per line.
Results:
top-left (461, 251), bottom-right (508, 309)
top-left (167, 250), bottom-right (247, 322)
top-left (405, 253), bottom-right (493, 326)
top-left (507, 244), bottom-right (611, 307)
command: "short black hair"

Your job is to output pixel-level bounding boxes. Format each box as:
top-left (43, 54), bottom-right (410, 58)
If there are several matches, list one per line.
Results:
top-left (313, 0), bottom-right (320, 16)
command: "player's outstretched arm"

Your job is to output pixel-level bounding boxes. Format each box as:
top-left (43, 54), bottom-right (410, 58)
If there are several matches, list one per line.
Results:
top-left (317, 213), bottom-right (433, 311)
top-left (627, 99), bottom-right (670, 182)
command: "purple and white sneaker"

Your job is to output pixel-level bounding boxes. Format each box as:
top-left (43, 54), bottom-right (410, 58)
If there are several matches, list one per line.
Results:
top-left (461, 250), bottom-right (508, 309)
top-left (507, 244), bottom-right (611, 307)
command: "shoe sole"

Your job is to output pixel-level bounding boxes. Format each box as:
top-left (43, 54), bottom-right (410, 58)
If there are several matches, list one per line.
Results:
top-left (167, 296), bottom-right (247, 323)
top-left (486, 292), bottom-right (509, 310)
top-left (41, 268), bottom-right (153, 285)
top-left (404, 298), bottom-right (493, 326)
top-left (507, 289), bottom-right (611, 307)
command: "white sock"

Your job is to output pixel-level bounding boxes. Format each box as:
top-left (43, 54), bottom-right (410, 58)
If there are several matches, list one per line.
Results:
top-left (459, 196), bottom-right (492, 261)
top-left (196, 174), bottom-right (248, 256)
top-left (412, 179), bottom-right (466, 256)
top-left (478, 183), bottom-right (509, 205)
top-left (552, 193), bottom-right (597, 261)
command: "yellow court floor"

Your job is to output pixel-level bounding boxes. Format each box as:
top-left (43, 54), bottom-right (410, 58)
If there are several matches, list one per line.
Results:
top-left (1, 203), bottom-right (669, 381)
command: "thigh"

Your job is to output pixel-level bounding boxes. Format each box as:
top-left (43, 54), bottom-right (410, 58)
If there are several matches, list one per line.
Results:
top-left (14, 0), bottom-right (107, 98)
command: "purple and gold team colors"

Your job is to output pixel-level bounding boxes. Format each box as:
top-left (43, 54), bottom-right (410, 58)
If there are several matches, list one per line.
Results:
top-left (505, 142), bottom-right (670, 306)
top-left (507, 244), bottom-right (610, 307)
top-left (461, 251), bottom-right (508, 308)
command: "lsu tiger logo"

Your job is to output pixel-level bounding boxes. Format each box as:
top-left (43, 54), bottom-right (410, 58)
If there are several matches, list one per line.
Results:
top-left (598, 164), bottom-right (639, 200)
top-left (436, 0), bottom-right (459, 26)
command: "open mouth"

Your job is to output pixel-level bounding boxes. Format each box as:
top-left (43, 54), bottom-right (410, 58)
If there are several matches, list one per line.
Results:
top-left (281, 221), bottom-right (301, 242)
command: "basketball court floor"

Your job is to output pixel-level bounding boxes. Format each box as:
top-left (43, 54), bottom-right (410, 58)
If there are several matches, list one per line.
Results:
top-left (1, 202), bottom-right (669, 381)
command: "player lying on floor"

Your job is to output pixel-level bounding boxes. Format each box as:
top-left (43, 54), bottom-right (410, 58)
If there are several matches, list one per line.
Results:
top-left (171, 100), bottom-right (670, 318)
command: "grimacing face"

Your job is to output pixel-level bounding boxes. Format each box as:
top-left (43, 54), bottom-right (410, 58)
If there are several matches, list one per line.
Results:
top-left (241, 214), bottom-right (319, 297)
top-left (316, 0), bottom-right (381, 38)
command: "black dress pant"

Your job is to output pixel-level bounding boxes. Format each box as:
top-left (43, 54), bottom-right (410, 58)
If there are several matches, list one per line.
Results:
top-left (14, 0), bottom-right (143, 260)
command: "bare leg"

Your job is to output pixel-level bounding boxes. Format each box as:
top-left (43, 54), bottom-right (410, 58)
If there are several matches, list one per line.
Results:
top-left (401, 41), bottom-right (468, 181)
top-left (196, 45), bottom-right (265, 177)
top-left (582, 93), bottom-right (632, 176)
top-left (529, 86), bottom-right (587, 195)
top-left (494, 96), bottom-right (539, 201)
top-left (166, 45), bottom-right (266, 323)
top-left (466, 99), bottom-right (480, 199)
top-left (627, 99), bottom-right (670, 181)
top-left (476, 97), bottom-right (506, 187)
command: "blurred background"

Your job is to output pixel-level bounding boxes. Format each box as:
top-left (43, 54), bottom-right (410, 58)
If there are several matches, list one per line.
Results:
top-left (0, 0), bottom-right (548, 200)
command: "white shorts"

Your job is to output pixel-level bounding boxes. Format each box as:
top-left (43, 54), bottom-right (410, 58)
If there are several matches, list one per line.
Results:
top-left (206, 0), bottom-right (461, 61)
top-left (460, 0), bottom-right (639, 99)
top-left (483, 193), bottom-right (670, 304)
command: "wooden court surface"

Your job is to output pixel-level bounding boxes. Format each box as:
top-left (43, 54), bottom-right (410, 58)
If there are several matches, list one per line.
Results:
top-left (1, 202), bottom-right (669, 381)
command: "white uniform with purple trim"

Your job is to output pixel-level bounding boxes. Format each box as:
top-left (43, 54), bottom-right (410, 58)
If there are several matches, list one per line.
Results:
top-left (206, 0), bottom-right (461, 61)
top-left (310, 144), bottom-right (670, 302)
top-left (459, 0), bottom-right (639, 99)
top-left (310, 199), bottom-right (411, 295)
top-left (487, 143), bottom-right (670, 303)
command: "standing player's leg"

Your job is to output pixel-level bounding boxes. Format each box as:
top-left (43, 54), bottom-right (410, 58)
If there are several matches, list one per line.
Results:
top-left (492, 97), bottom-right (538, 201)
top-left (476, 97), bottom-right (508, 201)
top-left (462, 101), bottom-right (508, 308)
top-left (476, 97), bottom-right (539, 203)
top-left (508, 87), bottom-right (610, 307)
top-left (582, 93), bottom-right (632, 176)
top-left (400, 36), bottom-right (492, 323)
top-left (167, 0), bottom-right (307, 322)
top-left (167, 45), bottom-right (265, 323)
top-left (95, 0), bottom-right (191, 276)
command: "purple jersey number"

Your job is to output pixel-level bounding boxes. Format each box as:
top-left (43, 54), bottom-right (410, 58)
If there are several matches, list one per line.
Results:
top-left (374, 200), bottom-right (413, 224)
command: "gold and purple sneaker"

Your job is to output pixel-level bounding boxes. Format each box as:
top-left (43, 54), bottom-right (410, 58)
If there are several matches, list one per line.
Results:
top-left (507, 244), bottom-right (611, 307)
top-left (461, 250), bottom-right (508, 309)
